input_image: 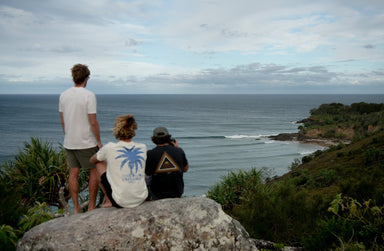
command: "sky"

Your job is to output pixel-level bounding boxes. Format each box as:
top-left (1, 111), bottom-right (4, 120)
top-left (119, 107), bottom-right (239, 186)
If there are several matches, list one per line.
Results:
top-left (0, 0), bottom-right (383, 94)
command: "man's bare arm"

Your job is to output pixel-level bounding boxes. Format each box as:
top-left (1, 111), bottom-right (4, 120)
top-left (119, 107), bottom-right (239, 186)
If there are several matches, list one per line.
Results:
top-left (88, 113), bottom-right (102, 148)
top-left (60, 112), bottom-right (65, 134)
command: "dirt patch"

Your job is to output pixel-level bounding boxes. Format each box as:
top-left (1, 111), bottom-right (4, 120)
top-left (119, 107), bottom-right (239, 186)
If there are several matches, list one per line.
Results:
top-left (336, 128), bottom-right (354, 140)
top-left (304, 129), bottom-right (323, 138)
top-left (368, 125), bottom-right (380, 133)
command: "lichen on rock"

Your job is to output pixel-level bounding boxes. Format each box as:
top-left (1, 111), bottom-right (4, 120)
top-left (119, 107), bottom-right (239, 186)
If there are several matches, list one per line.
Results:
top-left (17, 197), bottom-right (260, 250)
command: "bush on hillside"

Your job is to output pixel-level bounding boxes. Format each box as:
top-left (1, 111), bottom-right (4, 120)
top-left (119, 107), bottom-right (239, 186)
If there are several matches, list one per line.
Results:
top-left (302, 194), bottom-right (384, 250)
top-left (207, 168), bottom-right (329, 246)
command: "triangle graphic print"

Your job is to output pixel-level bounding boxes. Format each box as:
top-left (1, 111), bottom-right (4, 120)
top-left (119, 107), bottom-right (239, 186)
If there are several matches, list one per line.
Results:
top-left (155, 152), bottom-right (181, 173)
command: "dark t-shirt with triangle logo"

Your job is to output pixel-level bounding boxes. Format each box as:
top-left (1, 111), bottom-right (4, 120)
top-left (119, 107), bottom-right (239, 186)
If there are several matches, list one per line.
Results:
top-left (145, 145), bottom-right (188, 199)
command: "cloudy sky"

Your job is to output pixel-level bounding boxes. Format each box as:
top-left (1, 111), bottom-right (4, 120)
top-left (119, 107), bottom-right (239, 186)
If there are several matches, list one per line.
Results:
top-left (0, 0), bottom-right (383, 94)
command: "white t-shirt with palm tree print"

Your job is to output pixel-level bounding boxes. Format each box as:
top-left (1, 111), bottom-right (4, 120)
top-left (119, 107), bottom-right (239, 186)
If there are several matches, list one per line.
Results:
top-left (97, 140), bottom-right (148, 208)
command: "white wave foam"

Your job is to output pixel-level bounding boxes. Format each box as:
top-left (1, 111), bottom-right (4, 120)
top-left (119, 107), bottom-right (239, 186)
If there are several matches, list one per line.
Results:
top-left (225, 134), bottom-right (268, 139)
top-left (299, 150), bottom-right (316, 155)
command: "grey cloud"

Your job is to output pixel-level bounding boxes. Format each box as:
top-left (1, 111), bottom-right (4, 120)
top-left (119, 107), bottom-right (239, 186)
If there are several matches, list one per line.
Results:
top-left (1, 62), bottom-right (383, 94)
top-left (125, 38), bottom-right (141, 47)
top-left (364, 44), bottom-right (375, 49)
top-left (221, 28), bottom-right (249, 38)
top-left (146, 62), bottom-right (339, 89)
top-left (372, 70), bottom-right (384, 76)
top-left (50, 45), bottom-right (82, 54)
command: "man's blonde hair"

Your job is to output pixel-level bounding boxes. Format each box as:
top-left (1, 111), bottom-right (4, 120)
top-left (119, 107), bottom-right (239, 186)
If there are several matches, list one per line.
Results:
top-left (71, 64), bottom-right (90, 85)
top-left (113, 114), bottom-right (137, 140)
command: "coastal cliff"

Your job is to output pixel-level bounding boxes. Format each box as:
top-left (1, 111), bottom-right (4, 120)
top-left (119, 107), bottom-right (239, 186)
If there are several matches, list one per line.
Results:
top-left (270, 102), bottom-right (384, 147)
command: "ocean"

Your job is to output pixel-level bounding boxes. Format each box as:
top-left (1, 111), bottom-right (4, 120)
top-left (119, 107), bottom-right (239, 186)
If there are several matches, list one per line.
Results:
top-left (0, 94), bottom-right (383, 197)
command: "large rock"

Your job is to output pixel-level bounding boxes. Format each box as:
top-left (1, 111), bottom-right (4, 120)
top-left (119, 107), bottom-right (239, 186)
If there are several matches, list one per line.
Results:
top-left (17, 197), bottom-right (260, 250)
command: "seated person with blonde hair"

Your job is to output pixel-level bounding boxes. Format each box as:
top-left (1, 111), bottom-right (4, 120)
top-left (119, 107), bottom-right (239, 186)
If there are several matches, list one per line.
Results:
top-left (90, 114), bottom-right (147, 208)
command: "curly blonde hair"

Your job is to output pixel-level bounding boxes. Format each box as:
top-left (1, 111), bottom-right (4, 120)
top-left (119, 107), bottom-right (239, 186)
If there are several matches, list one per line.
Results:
top-left (113, 114), bottom-right (137, 140)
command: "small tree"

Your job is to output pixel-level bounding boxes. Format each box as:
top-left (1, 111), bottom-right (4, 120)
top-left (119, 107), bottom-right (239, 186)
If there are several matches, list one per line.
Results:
top-left (0, 137), bottom-right (89, 211)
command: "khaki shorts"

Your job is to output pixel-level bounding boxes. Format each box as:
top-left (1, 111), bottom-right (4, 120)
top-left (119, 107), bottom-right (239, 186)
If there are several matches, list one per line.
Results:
top-left (65, 146), bottom-right (98, 169)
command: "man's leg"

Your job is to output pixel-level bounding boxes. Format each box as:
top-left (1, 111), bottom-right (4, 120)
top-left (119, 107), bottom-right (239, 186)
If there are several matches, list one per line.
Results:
top-left (95, 161), bottom-right (112, 208)
top-left (87, 167), bottom-right (98, 211)
top-left (68, 167), bottom-right (82, 213)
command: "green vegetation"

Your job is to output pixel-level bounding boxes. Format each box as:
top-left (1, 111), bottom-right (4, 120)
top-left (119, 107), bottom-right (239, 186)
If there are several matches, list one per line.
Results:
top-left (207, 102), bottom-right (384, 250)
top-left (299, 102), bottom-right (384, 141)
top-left (0, 138), bottom-right (91, 250)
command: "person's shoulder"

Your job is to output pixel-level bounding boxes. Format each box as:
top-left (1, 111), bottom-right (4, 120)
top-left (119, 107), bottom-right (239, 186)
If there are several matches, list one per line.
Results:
top-left (133, 142), bottom-right (147, 150)
top-left (171, 145), bottom-right (185, 152)
top-left (105, 142), bottom-right (115, 147)
top-left (60, 87), bottom-right (73, 96)
top-left (81, 88), bottom-right (95, 96)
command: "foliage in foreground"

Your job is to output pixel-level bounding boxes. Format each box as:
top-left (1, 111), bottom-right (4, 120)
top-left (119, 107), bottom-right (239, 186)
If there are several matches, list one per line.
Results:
top-left (0, 202), bottom-right (54, 251)
top-left (207, 168), bottom-right (322, 246)
top-left (1, 138), bottom-right (68, 209)
top-left (0, 138), bottom-right (90, 249)
top-left (207, 168), bottom-right (384, 250)
top-left (303, 194), bottom-right (384, 250)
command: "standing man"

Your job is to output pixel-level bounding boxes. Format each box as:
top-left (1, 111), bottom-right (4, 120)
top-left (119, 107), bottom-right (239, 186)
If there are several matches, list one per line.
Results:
top-left (145, 127), bottom-right (189, 200)
top-left (59, 64), bottom-right (101, 213)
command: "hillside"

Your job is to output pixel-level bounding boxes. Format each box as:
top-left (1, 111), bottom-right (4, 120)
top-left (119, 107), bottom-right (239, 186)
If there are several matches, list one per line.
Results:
top-left (208, 102), bottom-right (384, 249)
top-left (297, 102), bottom-right (384, 142)
top-left (277, 129), bottom-right (384, 204)
top-left (279, 102), bottom-right (384, 204)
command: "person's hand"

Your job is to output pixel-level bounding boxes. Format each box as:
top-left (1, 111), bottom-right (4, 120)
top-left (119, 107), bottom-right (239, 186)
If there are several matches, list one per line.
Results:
top-left (97, 142), bottom-right (103, 149)
top-left (171, 139), bottom-right (179, 147)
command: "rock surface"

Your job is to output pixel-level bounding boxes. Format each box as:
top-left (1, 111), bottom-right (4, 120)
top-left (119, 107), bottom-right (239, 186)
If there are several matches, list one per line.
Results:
top-left (18, 197), bottom-right (265, 250)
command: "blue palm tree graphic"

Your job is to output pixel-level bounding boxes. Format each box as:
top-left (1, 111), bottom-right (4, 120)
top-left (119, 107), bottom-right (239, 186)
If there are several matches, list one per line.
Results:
top-left (115, 146), bottom-right (144, 176)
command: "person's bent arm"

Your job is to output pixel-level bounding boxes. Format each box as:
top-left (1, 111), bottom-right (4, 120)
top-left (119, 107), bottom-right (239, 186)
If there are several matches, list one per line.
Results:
top-left (88, 113), bottom-right (102, 148)
top-left (60, 112), bottom-right (65, 134)
top-left (89, 153), bottom-right (99, 164)
top-left (184, 164), bottom-right (189, 172)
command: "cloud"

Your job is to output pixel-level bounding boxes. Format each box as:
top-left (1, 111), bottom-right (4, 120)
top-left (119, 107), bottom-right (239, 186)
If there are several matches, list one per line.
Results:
top-left (2, 61), bottom-right (382, 94)
top-left (0, 0), bottom-right (383, 94)
top-left (364, 44), bottom-right (375, 49)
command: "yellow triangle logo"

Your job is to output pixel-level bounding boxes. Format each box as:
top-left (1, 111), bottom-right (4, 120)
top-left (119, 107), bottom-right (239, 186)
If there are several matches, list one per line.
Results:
top-left (155, 152), bottom-right (181, 173)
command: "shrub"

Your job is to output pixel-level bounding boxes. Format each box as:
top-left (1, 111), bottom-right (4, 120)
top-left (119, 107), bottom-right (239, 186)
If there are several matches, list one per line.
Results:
top-left (0, 138), bottom-right (69, 209)
top-left (289, 158), bottom-right (301, 171)
top-left (207, 168), bottom-right (325, 246)
top-left (365, 146), bottom-right (381, 164)
top-left (0, 224), bottom-right (19, 251)
top-left (206, 168), bottom-right (265, 211)
top-left (303, 194), bottom-right (384, 250)
top-left (0, 169), bottom-right (26, 228)
top-left (19, 202), bottom-right (54, 232)
top-left (312, 169), bottom-right (339, 188)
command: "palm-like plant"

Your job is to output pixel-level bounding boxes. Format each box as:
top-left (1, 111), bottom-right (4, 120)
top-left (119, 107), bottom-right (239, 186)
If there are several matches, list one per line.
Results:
top-left (1, 137), bottom-right (88, 210)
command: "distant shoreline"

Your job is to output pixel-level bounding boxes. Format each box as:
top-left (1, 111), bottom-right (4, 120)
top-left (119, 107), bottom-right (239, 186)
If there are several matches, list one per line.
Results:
top-left (268, 133), bottom-right (350, 147)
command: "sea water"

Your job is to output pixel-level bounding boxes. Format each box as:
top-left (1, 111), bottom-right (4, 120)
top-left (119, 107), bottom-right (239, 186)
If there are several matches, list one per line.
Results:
top-left (0, 94), bottom-right (383, 196)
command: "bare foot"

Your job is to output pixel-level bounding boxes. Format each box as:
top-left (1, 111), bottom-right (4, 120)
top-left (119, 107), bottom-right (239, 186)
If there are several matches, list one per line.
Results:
top-left (101, 202), bottom-right (112, 208)
top-left (74, 206), bottom-right (82, 213)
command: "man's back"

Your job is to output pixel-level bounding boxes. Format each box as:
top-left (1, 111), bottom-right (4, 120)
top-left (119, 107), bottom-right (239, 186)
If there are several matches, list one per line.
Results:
top-left (146, 145), bottom-right (188, 198)
top-left (59, 87), bottom-right (97, 149)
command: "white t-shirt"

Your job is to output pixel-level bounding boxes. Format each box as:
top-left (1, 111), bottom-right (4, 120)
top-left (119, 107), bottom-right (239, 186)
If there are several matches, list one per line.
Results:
top-left (59, 87), bottom-right (97, 149)
top-left (97, 141), bottom-right (148, 208)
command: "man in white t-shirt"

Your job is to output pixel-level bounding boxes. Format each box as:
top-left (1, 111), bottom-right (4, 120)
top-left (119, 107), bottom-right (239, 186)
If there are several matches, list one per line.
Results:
top-left (90, 114), bottom-right (148, 208)
top-left (59, 64), bottom-right (102, 213)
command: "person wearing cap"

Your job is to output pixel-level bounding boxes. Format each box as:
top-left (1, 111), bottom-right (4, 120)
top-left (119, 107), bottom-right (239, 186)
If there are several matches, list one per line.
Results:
top-left (90, 114), bottom-right (148, 208)
top-left (145, 127), bottom-right (189, 200)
